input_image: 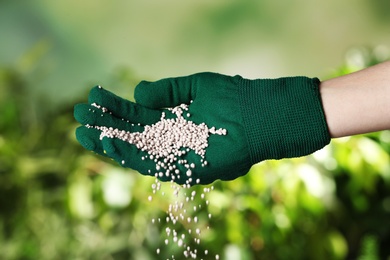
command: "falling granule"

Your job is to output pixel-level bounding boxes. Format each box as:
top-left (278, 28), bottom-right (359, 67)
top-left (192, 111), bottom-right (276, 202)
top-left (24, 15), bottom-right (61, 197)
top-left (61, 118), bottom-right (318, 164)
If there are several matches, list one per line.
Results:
top-left (90, 97), bottom-right (227, 259)
top-left (148, 180), bottom-right (217, 259)
top-left (178, 239), bottom-right (183, 247)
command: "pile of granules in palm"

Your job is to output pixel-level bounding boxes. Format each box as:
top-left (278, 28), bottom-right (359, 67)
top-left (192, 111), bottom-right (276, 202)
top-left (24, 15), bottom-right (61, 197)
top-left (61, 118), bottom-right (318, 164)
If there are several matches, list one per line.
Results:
top-left (90, 102), bottom-right (226, 185)
top-left (89, 100), bottom-right (226, 259)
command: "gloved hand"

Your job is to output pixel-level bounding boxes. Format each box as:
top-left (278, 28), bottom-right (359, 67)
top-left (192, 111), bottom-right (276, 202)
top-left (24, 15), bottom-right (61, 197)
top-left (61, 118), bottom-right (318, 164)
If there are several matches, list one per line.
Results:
top-left (74, 72), bottom-right (330, 185)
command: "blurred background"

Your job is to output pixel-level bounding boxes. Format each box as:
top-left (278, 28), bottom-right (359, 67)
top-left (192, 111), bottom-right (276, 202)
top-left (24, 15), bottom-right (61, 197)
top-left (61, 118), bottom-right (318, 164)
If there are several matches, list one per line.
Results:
top-left (0, 1), bottom-right (389, 259)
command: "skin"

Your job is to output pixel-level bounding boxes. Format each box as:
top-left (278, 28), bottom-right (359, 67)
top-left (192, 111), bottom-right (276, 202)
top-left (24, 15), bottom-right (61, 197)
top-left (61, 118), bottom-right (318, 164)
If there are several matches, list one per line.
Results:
top-left (320, 61), bottom-right (390, 138)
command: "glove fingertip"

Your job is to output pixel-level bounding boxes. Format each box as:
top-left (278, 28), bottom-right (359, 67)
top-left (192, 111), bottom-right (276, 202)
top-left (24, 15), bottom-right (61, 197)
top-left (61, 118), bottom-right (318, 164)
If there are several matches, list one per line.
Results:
top-left (73, 103), bottom-right (85, 119)
top-left (88, 85), bottom-right (112, 105)
top-left (74, 103), bottom-right (95, 125)
top-left (75, 126), bottom-right (96, 151)
top-left (101, 137), bottom-right (117, 156)
top-left (134, 80), bottom-right (159, 108)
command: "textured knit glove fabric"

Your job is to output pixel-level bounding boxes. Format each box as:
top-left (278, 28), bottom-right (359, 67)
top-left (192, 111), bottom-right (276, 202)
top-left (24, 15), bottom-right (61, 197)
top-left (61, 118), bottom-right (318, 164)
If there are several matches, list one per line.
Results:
top-left (74, 73), bottom-right (330, 185)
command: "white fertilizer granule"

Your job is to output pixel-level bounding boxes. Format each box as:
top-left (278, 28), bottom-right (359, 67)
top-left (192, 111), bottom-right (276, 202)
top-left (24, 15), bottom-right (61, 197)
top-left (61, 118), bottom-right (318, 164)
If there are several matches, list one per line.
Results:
top-left (144, 181), bottom-right (220, 259)
top-left (89, 99), bottom-right (226, 259)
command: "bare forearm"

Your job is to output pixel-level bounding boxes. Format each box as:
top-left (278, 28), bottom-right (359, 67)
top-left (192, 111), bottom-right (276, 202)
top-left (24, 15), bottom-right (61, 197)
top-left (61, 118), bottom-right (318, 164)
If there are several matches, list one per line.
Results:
top-left (320, 61), bottom-right (390, 138)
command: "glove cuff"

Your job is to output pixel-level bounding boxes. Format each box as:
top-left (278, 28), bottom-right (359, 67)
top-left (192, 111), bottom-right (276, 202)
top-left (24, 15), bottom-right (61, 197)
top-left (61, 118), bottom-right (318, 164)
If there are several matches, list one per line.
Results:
top-left (237, 76), bottom-right (331, 164)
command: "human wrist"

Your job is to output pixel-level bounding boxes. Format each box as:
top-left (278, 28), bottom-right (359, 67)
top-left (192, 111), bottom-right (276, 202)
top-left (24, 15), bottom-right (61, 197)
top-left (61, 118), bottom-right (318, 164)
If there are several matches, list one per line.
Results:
top-left (319, 61), bottom-right (390, 138)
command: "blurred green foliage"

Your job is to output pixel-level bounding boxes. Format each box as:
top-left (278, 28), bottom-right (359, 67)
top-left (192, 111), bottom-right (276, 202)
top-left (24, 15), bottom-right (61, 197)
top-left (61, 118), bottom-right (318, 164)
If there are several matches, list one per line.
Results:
top-left (1, 42), bottom-right (389, 260)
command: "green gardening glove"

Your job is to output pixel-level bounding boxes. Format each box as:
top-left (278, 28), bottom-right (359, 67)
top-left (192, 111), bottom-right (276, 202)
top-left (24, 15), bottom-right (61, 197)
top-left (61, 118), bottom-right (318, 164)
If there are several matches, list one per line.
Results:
top-left (74, 72), bottom-right (330, 185)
